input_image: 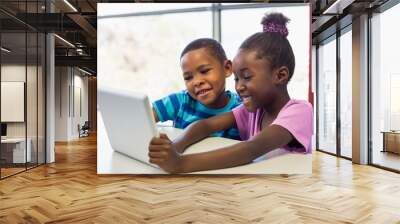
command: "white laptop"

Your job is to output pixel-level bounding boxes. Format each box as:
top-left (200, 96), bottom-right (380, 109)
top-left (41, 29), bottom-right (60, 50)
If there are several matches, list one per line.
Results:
top-left (98, 87), bottom-right (159, 168)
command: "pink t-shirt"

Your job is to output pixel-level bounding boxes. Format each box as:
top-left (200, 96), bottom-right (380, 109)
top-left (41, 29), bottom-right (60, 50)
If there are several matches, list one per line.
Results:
top-left (232, 99), bottom-right (313, 153)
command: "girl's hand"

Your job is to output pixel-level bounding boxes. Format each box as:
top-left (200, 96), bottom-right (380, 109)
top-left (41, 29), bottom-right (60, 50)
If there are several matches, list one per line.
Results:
top-left (148, 133), bottom-right (183, 173)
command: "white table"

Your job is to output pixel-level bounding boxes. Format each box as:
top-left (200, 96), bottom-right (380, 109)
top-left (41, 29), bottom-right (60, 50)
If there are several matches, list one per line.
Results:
top-left (1, 138), bottom-right (31, 163)
top-left (97, 112), bottom-right (312, 174)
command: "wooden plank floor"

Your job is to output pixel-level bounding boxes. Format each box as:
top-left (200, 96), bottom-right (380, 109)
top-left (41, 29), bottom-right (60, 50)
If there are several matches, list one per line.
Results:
top-left (1, 167), bottom-right (26, 178)
top-left (1, 134), bottom-right (400, 223)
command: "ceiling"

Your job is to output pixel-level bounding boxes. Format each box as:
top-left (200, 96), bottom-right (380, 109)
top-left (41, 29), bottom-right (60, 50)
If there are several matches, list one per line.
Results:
top-left (0, 0), bottom-right (98, 74)
top-left (311, 0), bottom-right (390, 44)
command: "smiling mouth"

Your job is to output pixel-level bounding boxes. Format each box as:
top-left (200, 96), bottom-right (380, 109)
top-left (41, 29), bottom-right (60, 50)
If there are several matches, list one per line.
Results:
top-left (196, 89), bottom-right (211, 97)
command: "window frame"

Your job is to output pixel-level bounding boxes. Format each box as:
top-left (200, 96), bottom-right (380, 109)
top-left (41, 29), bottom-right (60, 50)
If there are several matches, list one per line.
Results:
top-left (315, 22), bottom-right (353, 161)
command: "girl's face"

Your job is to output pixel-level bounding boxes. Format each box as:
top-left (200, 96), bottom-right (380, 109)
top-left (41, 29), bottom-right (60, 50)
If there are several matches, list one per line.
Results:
top-left (180, 48), bottom-right (232, 108)
top-left (233, 49), bottom-right (278, 112)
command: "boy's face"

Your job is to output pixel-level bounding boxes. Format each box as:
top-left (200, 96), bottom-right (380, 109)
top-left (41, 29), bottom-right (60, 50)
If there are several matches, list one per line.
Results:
top-left (233, 49), bottom-right (278, 112)
top-left (180, 48), bottom-right (232, 108)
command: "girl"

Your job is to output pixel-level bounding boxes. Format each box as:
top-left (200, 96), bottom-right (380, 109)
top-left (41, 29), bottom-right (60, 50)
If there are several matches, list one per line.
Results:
top-left (149, 13), bottom-right (313, 173)
top-left (152, 38), bottom-right (241, 140)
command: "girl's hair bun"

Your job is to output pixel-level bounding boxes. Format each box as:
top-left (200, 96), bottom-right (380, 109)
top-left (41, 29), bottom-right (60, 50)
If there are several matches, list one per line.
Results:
top-left (261, 12), bottom-right (290, 38)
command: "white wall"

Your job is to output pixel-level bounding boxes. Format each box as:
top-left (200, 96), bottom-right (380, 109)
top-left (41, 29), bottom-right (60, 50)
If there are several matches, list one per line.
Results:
top-left (1, 66), bottom-right (26, 128)
top-left (1, 64), bottom-right (46, 163)
top-left (1, 82), bottom-right (25, 122)
top-left (55, 66), bottom-right (69, 141)
top-left (55, 66), bottom-right (89, 141)
top-left (76, 74), bottom-right (89, 122)
top-left (1, 65), bottom-right (38, 138)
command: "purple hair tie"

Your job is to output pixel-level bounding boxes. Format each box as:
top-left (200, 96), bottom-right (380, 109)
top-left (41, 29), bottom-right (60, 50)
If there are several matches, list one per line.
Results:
top-left (263, 22), bottom-right (288, 37)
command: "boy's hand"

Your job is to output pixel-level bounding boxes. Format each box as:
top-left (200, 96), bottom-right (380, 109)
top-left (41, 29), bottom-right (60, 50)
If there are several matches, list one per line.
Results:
top-left (148, 133), bottom-right (183, 173)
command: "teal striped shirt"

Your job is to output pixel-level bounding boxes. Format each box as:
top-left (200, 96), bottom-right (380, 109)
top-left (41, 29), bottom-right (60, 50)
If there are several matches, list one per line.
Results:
top-left (153, 90), bottom-right (241, 140)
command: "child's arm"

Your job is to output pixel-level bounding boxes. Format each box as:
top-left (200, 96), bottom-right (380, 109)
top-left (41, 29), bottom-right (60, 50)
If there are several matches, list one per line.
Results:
top-left (180, 125), bottom-right (293, 172)
top-left (148, 112), bottom-right (236, 173)
top-left (172, 112), bottom-right (236, 153)
top-left (149, 124), bottom-right (293, 173)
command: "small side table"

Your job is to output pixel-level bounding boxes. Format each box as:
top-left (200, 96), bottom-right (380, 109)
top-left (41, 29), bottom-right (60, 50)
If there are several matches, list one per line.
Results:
top-left (381, 131), bottom-right (400, 154)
